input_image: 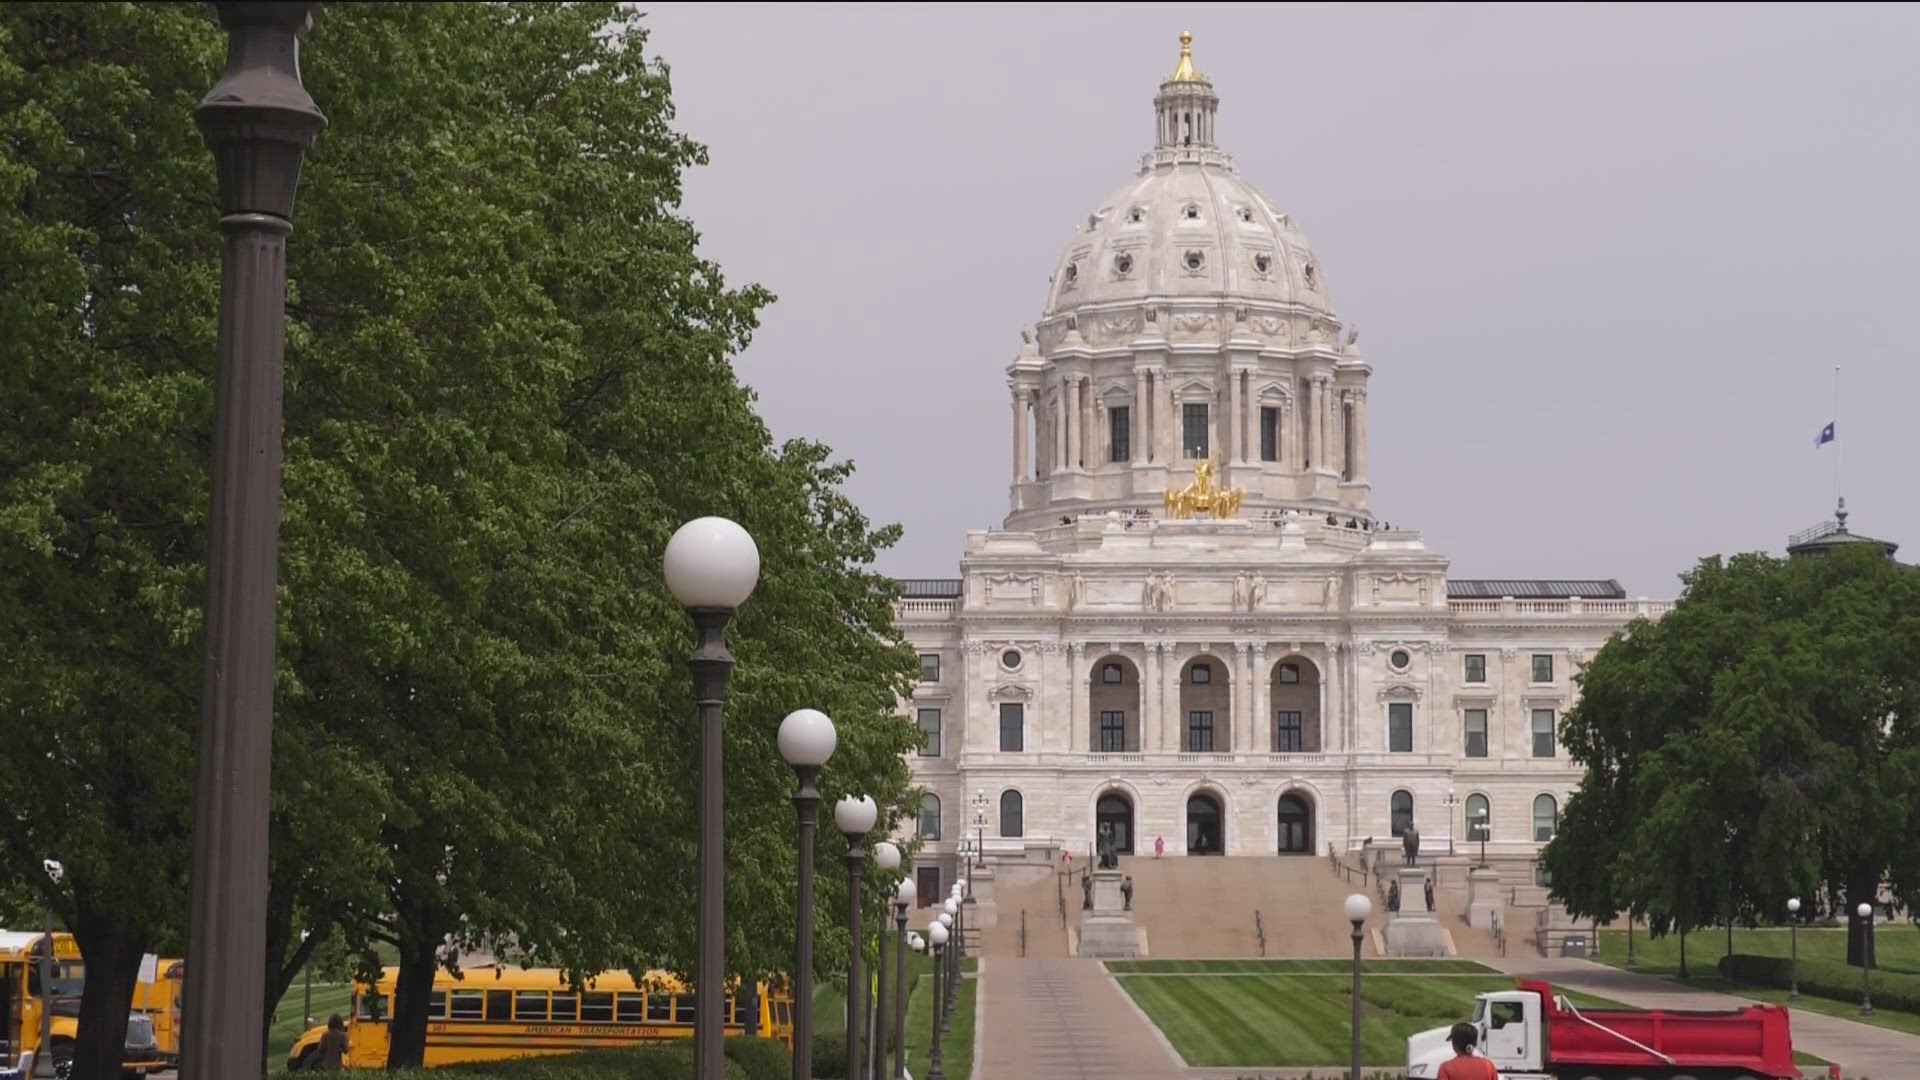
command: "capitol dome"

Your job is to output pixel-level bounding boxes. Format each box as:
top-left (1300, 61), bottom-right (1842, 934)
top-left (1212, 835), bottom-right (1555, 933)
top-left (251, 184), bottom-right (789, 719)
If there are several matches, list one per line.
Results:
top-left (1043, 32), bottom-right (1333, 319)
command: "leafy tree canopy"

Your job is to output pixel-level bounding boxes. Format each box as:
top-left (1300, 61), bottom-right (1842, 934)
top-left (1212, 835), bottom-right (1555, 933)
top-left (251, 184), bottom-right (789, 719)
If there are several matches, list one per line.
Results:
top-left (1543, 544), bottom-right (1920, 965)
top-left (0, 1), bottom-right (920, 1069)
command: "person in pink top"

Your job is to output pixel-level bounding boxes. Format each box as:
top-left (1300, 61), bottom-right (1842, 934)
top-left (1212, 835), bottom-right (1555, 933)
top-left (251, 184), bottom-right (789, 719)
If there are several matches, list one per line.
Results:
top-left (1153, 835), bottom-right (1165, 858)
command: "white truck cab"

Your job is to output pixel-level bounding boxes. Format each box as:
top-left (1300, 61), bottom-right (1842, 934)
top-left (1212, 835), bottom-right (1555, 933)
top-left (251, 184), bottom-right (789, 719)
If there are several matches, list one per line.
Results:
top-left (1406, 989), bottom-right (1551, 1080)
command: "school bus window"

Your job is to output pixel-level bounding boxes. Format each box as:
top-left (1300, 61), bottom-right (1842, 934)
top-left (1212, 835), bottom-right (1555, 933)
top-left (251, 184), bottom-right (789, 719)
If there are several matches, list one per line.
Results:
top-left (513, 991), bottom-right (547, 1021)
top-left (646, 993), bottom-right (672, 1023)
top-left (550, 992), bottom-right (578, 1022)
top-left (776, 999), bottom-right (791, 1026)
top-left (357, 992), bottom-right (389, 1022)
top-left (724, 995), bottom-right (738, 1024)
top-left (615, 993), bottom-right (645, 1023)
top-left (428, 991), bottom-right (447, 1019)
top-left (581, 992), bottom-right (614, 1023)
top-left (674, 994), bottom-right (695, 1025)
top-left (449, 989), bottom-right (484, 1022)
top-left (487, 989), bottom-right (511, 1021)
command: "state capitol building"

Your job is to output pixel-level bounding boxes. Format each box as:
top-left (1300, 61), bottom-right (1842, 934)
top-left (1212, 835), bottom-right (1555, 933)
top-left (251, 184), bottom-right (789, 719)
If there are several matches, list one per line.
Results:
top-left (894, 36), bottom-right (1670, 889)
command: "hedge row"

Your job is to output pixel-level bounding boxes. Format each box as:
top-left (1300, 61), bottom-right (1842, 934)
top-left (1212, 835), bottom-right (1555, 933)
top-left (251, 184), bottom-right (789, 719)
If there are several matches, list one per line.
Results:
top-left (375, 1041), bottom-right (777, 1079)
top-left (1719, 952), bottom-right (1920, 1013)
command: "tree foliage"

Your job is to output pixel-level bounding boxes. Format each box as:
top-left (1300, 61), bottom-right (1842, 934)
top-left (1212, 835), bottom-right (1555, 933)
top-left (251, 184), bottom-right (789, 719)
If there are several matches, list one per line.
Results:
top-left (1543, 545), bottom-right (1920, 965)
top-left (0, 1), bottom-right (920, 1070)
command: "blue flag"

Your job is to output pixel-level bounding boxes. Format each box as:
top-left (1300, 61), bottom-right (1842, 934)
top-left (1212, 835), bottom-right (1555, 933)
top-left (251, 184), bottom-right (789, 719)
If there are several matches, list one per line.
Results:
top-left (1815, 421), bottom-right (1835, 447)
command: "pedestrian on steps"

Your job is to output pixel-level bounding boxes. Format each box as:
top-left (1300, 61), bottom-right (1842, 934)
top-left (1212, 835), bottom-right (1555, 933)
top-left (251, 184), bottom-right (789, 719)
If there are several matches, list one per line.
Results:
top-left (1436, 1022), bottom-right (1496, 1080)
top-left (1121, 875), bottom-right (1133, 911)
top-left (1153, 835), bottom-right (1164, 859)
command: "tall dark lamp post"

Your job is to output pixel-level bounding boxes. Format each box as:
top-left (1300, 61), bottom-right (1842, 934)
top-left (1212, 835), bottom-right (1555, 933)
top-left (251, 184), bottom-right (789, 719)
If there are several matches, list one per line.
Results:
top-left (1785, 897), bottom-right (1801, 1001)
top-left (40, 859), bottom-right (63, 1073)
top-left (970, 789), bottom-right (988, 900)
top-left (183, 9), bottom-right (324, 1080)
top-left (1857, 902), bottom-right (1874, 1017)
top-left (925, 921), bottom-right (948, 1080)
top-left (870, 841), bottom-right (902, 1080)
top-left (664, 516), bottom-right (762, 1080)
top-left (890, 880), bottom-right (915, 1080)
top-left (1344, 893), bottom-right (1371, 1080)
top-left (938, 903), bottom-right (957, 1032)
top-left (777, 708), bottom-right (836, 1080)
top-left (836, 795), bottom-right (878, 1080)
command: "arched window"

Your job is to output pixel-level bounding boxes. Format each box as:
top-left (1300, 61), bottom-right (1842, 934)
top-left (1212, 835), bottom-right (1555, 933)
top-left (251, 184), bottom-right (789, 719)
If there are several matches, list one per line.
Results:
top-left (918, 794), bottom-right (942, 841)
top-left (999, 790), bottom-right (1024, 839)
top-left (1390, 790), bottom-right (1414, 837)
top-left (1465, 794), bottom-right (1491, 841)
top-left (1533, 794), bottom-right (1558, 842)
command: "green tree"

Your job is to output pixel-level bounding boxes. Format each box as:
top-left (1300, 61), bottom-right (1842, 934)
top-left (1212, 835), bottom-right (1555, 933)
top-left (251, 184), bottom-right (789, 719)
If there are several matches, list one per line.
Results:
top-left (1544, 545), bottom-right (1920, 968)
top-left (0, 2), bottom-right (919, 1072)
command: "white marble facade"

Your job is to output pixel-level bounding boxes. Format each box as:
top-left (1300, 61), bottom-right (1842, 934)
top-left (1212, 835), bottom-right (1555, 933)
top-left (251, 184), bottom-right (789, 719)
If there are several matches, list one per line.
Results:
top-left (896, 37), bottom-right (1669, 875)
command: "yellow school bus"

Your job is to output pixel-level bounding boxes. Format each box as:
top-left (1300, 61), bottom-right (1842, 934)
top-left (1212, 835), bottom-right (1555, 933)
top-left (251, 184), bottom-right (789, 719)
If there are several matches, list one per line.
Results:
top-left (0, 931), bottom-right (167, 1076)
top-left (286, 965), bottom-right (792, 1070)
top-left (129, 958), bottom-right (184, 1066)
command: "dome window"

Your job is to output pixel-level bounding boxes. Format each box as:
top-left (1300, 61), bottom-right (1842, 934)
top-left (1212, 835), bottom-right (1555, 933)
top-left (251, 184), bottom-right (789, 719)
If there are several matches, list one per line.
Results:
top-left (1113, 252), bottom-right (1135, 277)
top-left (1183, 250), bottom-right (1205, 273)
top-left (1127, 207), bottom-right (1145, 224)
top-left (1253, 253), bottom-right (1273, 275)
top-left (1237, 206), bottom-right (1255, 223)
top-left (1182, 203), bottom-right (1201, 221)
top-left (1064, 261), bottom-right (1079, 285)
top-left (1303, 262), bottom-right (1317, 288)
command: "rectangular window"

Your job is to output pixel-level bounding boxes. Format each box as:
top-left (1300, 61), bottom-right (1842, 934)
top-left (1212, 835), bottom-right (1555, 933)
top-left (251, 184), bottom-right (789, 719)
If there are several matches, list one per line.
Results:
top-left (487, 990), bottom-right (511, 1022)
top-left (550, 993), bottom-right (578, 1022)
top-left (1182, 402), bottom-right (1209, 458)
top-left (1464, 654), bottom-right (1486, 683)
top-left (427, 991), bottom-right (447, 1020)
top-left (1110, 405), bottom-right (1131, 462)
top-left (675, 995), bottom-right (696, 1025)
top-left (1532, 708), bottom-right (1557, 757)
top-left (999, 702), bottom-right (1024, 752)
top-left (917, 708), bottom-right (941, 757)
top-left (1260, 406), bottom-right (1280, 461)
top-left (1099, 710), bottom-right (1126, 752)
top-left (1187, 710), bottom-right (1215, 752)
top-left (581, 992), bottom-right (613, 1024)
top-left (1274, 710), bottom-right (1302, 752)
top-left (1191, 663), bottom-right (1211, 684)
top-left (449, 990), bottom-right (484, 1022)
top-left (616, 993), bottom-right (645, 1023)
top-left (919, 653), bottom-right (940, 683)
top-left (1279, 663), bottom-right (1299, 684)
top-left (1464, 709), bottom-right (1488, 758)
top-left (514, 991), bottom-right (548, 1021)
top-left (646, 993), bottom-right (673, 1023)
top-left (1531, 653), bottom-right (1554, 683)
top-left (1388, 702), bottom-right (1413, 753)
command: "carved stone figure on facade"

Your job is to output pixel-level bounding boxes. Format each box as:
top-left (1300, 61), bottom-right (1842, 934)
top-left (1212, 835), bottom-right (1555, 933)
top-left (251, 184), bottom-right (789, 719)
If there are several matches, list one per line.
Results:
top-left (1322, 575), bottom-right (1340, 607)
top-left (1164, 458), bottom-right (1245, 519)
top-left (1065, 572), bottom-right (1084, 612)
top-left (1099, 838), bottom-right (1119, 870)
top-left (1144, 572), bottom-right (1175, 612)
top-left (1249, 574), bottom-right (1268, 609)
top-left (1232, 572), bottom-right (1251, 612)
top-left (1402, 824), bottom-right (1421, 867)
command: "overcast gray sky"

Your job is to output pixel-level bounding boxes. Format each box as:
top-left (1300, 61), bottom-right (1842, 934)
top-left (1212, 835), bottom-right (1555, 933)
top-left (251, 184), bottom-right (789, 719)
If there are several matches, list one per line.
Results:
top-left (638, 2), bottom-right (1919, 596)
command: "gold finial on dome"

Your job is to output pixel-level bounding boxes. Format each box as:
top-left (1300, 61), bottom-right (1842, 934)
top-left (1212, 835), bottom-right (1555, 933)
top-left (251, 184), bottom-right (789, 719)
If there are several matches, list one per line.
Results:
top-left (1168, 30), bottom-right (1204, 83)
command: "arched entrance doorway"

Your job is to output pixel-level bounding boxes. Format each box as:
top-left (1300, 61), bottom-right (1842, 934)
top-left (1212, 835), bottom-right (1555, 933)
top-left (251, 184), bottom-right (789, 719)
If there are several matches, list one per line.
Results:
top-left (1096, 792), bottom-right (1134, 856)
top-left (1277, 793), bottom-right (1312, 854)
top-left (1186, 793), bottom-right (1223, 855)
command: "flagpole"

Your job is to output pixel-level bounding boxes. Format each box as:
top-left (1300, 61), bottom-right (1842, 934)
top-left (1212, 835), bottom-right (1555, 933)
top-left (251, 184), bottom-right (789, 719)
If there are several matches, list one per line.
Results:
top-left (1832, 364), bottom-right (1842, 513)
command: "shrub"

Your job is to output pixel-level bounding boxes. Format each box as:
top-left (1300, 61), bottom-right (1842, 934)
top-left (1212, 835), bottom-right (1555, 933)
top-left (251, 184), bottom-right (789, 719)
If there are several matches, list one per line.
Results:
top-left (810, 1031), bottom-right (848, 1079)
top-left (1719, 952), bottom-right (1920, 1014)
top-left (723, 1035), bottom-right (790, 1080)
top-left (382, 1044), bottom-right (749, 1079)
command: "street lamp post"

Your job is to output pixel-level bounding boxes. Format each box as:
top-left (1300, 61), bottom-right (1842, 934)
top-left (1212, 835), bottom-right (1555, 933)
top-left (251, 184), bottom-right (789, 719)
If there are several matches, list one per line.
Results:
top-left (926, 922), bottom-right (948, 1080)
top-left (1857, 902), bottom-right (1874, 1017)
top-left (1470, 808), bottom-right (1488, 869)
top-left (836, 795), bottom-right (878, 1080)
top-left (1444, 788), bottom-right (1458, 858)
top-left (300, 929), bottom-right (313, 1027)
top-left (942, 898), bottom-right (959, 1031)
top-left (871, 842), bottom-right (902, 1080)
top-left (665, 516), bottom-right (762, 1080)
top-left (778, 708), bottom-right (836, 1080)
top-left (41, 860), bottom-right (63, 1076)
top-left (891, 881), bottom-right (914, 1080)
top-left (970, 790), bottom-right (988, 900)
top-left (1626, 911), bottom-right (1636, 968)
top-left (1344, 893), bottom-right (1371, 1080)
top-left (183, 9), bottom-right (324, 1079)
top-left (1786, 898), bottom-right (1801, 1001)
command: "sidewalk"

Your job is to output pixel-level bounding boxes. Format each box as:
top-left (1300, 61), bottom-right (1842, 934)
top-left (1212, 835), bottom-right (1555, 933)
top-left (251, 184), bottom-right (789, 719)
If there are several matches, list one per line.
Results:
top-left (976, 958), bottom-right (1188, 1079)
top-left (1492, 955), bottom-right (1920, 1077)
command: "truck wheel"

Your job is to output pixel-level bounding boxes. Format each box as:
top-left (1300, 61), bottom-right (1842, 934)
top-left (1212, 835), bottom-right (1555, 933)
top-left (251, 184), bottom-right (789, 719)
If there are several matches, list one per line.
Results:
top-left (49, 1042), bottom-right (74, 1080)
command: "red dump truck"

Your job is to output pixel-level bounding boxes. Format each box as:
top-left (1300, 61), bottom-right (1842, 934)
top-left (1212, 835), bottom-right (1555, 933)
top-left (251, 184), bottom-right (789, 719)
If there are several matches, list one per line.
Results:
top-left (1406, 979), bottom-right (1797, 1080)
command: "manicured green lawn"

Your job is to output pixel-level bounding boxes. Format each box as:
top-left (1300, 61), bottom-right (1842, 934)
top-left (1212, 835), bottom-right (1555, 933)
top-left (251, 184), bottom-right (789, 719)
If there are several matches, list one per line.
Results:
top-left (267, 980), bottom-right (354, 1069)
top-left (1115, 970), bottom-right (1600, 1067)
top-left (1108, 958), bottom-right (1496, 975)
top-left (1597, 925), bottom-right (1920, 976)
top-left (814, 952), bottom-right (975, 1080)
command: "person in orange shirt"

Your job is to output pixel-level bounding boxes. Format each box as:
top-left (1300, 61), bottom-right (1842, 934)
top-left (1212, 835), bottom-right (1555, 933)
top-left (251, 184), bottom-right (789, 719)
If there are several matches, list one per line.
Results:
top-left (1436, 1022), bottom-right (1496, 1080)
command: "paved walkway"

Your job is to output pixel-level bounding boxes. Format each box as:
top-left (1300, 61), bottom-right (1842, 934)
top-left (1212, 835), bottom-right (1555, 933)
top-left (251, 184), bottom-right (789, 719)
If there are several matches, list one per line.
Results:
top-left (976, 958), bottom-right (1187, 1080)
top-left (1492, 955), bottom-right (1920, 1077)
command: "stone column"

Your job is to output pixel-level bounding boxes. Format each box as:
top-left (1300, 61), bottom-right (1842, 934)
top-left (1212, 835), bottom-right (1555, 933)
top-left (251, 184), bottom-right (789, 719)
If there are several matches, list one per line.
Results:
top-left (1354, 390), bottom-right (1369, 482)
top-left (1244, 370), bottom-right (1258, 464)
top-left (1133, 370), bottom-right (1150, 463)
top-left (1160, 644), bottom-right (1180, 751)
top-left (1226, 368), bottom-right (1241, 464)
top-left (1160, 377), bottom-right (1176, 463)
top-left (1250, 643), bottom-right (1268, 753)
top-left (1141, 642), bottom-right (1159, 751)
top-left (1011, 387), bottom-right (1028, 483)
top-left (1321, 377), bottom-right (1335, 472)
top-left (1068, 642), bottom-right (1085, 753)
top-left (1299, 377), bottom-right (1314, 470)
top-left (1231, 642), bottom-right (1251, 752)
top-left (1050, 391), bottom-right (1064, 474)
